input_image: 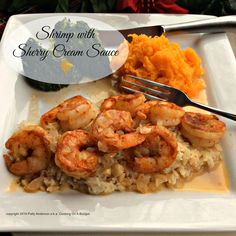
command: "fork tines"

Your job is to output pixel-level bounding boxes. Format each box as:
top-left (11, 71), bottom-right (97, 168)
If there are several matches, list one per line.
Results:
top-left (121, 74), bottom-right (171, 101)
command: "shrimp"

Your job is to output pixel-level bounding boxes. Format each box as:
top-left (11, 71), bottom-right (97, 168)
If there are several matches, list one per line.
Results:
top-left (55, 130), bottom-right (98, 179)
top-left (135, 101), bottom-right (159, 120)
top-left (150, 101), bottom-right (185, 126)
top-left (3, 126), bottom-right (51, 176)
top-left (40, 96), bottom-right (96, 131)
top-left (132, 125), bottom-right (177, 173)
top-left (91, 109), bottom-right (145, 152)
top-left (181, 112), bottom-right (226, 147)
top-left (135, 101), bottom-right (185, 126)
top-left (100, 93), bottom-right (146, 116)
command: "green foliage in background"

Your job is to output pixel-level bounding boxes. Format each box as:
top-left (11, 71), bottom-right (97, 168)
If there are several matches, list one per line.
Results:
top-left (0, 0), bottom-right (117, 14)
top-left (77, 0), bottom-right (116, 13)
top-left (176, 0), bottom-right (236, 16)
top-left (0, 0), bottom-right (235, 15)
top-left (0, 0), bottom-right (60, 13)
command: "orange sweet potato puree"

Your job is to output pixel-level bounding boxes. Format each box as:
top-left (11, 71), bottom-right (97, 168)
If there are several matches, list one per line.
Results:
top-left (120, 34), bottom-right (205, 98)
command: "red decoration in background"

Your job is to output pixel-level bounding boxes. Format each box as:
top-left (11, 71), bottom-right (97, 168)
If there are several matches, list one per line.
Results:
top-left (116, 0), bottom-right (188, 14)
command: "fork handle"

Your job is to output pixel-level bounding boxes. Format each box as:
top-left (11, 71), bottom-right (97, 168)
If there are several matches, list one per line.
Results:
top-left (188, 100), bottom-right (236, 121)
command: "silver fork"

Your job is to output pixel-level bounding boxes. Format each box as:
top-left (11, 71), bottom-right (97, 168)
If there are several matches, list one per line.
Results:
top-left (121, 75), bottom-right (236, 121)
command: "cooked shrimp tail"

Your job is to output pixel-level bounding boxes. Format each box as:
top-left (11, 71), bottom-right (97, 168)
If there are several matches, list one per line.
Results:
top-left (91, 109), bottom-right (145, 152)
top-left (4, 154), bottom-right (48, 176)
top-left (135, 101), bottom-right (185, 127)
top-left (100, 93), bottom-right (146, 116)
top-left (55, 130), bottom-right (98, 179)
top-left (181, 112), bottom-right (226, 147)
top-left (150, 101), bottom-right (185, 126)
top-left (132, 125), bottom-right (177, 173)
top-left (4, 126), bottom-right (51, 176)
top-left (41, 95), bottom-right (96, 131)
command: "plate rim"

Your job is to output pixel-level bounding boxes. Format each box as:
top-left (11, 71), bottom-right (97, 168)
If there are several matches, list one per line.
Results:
top-left (1, 13), bottom-right (236, 232)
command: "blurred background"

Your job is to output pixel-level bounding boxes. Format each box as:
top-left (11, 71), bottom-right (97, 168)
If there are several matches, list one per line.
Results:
top-left (0, 0), bottom-right (235, 38)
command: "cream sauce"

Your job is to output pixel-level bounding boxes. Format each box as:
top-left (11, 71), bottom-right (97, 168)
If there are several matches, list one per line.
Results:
top-left (178, 162), bottom-right (229, 193)
top-left (35, 78), bottom-right (117, 109)
top-left (27, 79), bottom-right (229, 193)
top-left (6, 179), bottom-right (18, 192)
top-left (179, 89), bottom-right (229, 193)
top-left (27, 93), bottom-right (40, 123)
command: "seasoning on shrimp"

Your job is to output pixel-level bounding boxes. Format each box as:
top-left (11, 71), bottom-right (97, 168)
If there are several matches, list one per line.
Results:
top-left (181, 112), bottom-right (226, 147)
top-left (132, 125), bottom-right (177, 173)
top-left (91, 109), bottom-right (145, 152)
top-left (135, 100), bottom-right (185, 127)
top-left (135, 101), bottom-right (159, 120)
top-left (100, 92), bottom-right (146, 117)
top-left (4, 125), bottom-right (51, 176)
top-left (40, 95), bottom-right (96, 131)
top-left (3, 93), bottom-right (227, 195)
top-left (150, 101), bottom-right (185, 126)
top-left (55, 129), bottom-right (98, 179)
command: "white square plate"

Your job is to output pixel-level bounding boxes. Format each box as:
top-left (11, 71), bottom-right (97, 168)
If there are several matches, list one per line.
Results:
top-left (0, 13), bottom-right (236, 232)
